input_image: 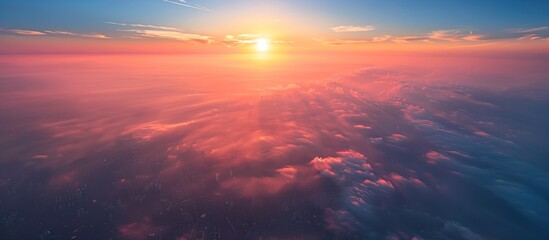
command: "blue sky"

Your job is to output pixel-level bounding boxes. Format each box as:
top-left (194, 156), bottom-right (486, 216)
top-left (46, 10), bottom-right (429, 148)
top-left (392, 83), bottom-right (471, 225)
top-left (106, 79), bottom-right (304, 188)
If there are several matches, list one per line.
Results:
top-left (1, 0), bottom-right (548, 51)
top-left (1, 0), bottom-right (548, 34)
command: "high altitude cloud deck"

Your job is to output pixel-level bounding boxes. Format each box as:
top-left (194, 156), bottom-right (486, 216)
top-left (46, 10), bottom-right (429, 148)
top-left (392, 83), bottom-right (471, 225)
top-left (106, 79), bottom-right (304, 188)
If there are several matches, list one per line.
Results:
top-left (1, 54), bottom-right (548, 239)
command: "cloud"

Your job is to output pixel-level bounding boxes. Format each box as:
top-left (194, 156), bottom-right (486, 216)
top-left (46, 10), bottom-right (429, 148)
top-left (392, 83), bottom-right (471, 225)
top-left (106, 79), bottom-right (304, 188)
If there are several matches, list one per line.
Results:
top-left (1, 28), bottom-right (45, 36)
top-left (507, 26), bottom-right (549, 33)
top-left (44, 30), bottom-right (109, 39)
top-left (162, 0), bottom-right (211, 12)
top-left (331, 25), bottom-right (375, 32)
top-left (391, 35), bottom-right (429, 43)
top-left (313, 38), bottom-right (374, 45)
top-left (3, 58), bottom-right (549, 239)
top-left (109, 22), bottom-right (212, 43)
top-left (222, 34), bottom-right (262, 47)
top-left (1, 28), bottom-right (108, 39)
top-left (122, 29), bottom-right (212, 43)
top-left (517, 34), bottom-right (543, 40)
top-left (429, 30), bottom-right (485, 41)
top-left (106, 21), bottom-right (180, 31)
top-left (316, 29), bottom-right (486, 45)
top-left (221, 34), bottom-right (291, 48)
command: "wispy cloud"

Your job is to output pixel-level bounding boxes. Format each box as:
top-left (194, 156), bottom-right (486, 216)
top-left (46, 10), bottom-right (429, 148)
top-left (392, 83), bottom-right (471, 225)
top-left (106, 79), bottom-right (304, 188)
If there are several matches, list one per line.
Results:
top-left (391, 36), bottom-right (429, 43)
top-left (507, 26), bottom-right (548, 33)
top-left (109, 21), bottom-right (211, 43)
top-left (317, 29), bottom-right (486, 45)
top-left (1, 28), bottom-right (45, 36)
top-left (222, 34), bottom-right (262, 47)
top-left (44, 30), bottom-right (109, 39)
top-left (1, 28), bottom-right (108, 39)
top-left (517, 34), bottom-right (543, 41)
top-left (429, 30), bottom-right (485, 42)
top-left (331, 25), bottom-right (375, 32)
top-left (106, 22), bottom-right (180, 31)
top-left (122, 29), bottom-right (211, 43)
top-left (221, 34), bottom-right (292, 47)
top-left (162, 0), bottom-right (211, 12)
top-left (313, 38), bottom-right (374, 45)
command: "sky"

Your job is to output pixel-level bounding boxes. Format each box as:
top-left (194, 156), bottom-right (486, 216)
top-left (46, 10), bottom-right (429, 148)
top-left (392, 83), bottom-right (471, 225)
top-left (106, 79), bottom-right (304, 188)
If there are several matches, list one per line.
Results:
top-left (1, 0), bottom-right (549, 53)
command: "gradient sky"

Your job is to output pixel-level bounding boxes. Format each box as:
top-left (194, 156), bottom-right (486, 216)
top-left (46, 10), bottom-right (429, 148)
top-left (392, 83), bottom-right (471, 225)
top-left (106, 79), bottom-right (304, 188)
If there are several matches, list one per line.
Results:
top-left (1, 0), bottom-right (549, 53)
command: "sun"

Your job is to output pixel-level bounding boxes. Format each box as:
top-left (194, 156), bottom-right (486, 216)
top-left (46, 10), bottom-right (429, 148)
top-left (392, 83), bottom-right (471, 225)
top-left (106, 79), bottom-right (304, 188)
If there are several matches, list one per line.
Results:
top-left (255, 38), bottom-right (270, 52)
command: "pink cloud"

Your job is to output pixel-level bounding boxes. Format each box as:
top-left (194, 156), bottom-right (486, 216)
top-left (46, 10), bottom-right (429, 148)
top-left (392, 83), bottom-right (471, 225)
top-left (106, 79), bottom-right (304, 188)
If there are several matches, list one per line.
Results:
top-left (4, 29), bottom-right (45, 36)
top-left (331, 25), bottom-right (375, 32)
top-left (121, 29), bottom-right (212, 43)
top-left (44, 30), bottom-right (109, 39)
top-left (425, 150), bottom-right (450, 164)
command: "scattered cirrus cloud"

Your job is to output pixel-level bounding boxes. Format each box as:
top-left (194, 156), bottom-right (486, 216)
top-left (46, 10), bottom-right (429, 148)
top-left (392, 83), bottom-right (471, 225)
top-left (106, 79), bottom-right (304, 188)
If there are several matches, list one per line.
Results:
top-left (429, 30), bottom-right (486, 42)
top-left (316, 29), bottom-right (486, 45)
top-left (1, 28), bottom-right (108, 39)
top-left (121, 29), bottom-right (212, 43)
top-left (44, 30), bottom-right (109, 39)
top-left (108, 21), bottom-right (212, 43)
top-left (331, 25), bottom-right (375, 32)
top-left (106, 21), bottom-right (180, 31)
top-left (1, 29), bottom-right (46, 36)
top-left (507, 26), bottom-right (548, 33)
top-left (162, 0), bottom-right (211, 12)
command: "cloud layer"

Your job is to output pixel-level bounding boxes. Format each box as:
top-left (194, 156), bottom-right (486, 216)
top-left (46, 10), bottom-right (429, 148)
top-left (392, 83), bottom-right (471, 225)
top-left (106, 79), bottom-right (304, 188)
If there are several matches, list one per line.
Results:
top-left (0, 54), bottom-right (548, 239)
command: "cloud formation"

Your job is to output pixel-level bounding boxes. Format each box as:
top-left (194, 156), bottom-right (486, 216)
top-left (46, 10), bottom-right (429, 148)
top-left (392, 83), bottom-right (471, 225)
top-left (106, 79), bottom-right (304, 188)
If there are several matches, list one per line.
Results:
top-left (317, 29), bottom-right (486, 45)
top-left (1, 55), bottom-right (548, 239)
top-left (1, 28), bottom-right (45, 36)
top-left (108, 22), bottom-right (212, 43)
top-left (221, 34), bottom-right (263, 47)
top-left (106, 22), bottom-right (181, 31)
top-left (44, 30), bottom-right (109, 39)
top-left (1, 28), bottom-right (108, 39)
top-left (162, 0), bottom-right (211, 12)
top-left (122, 29), bottom-right (211, 43)
top-left (429, 30), bottom-right (485, 41)
top-left (507, 26), bottom-right (548, 33)
top-left (331, 25), bottom-right (375, 32)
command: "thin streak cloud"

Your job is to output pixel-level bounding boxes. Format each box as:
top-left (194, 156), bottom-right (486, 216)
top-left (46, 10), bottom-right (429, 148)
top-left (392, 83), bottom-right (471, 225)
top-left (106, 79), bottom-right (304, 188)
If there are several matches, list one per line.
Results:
top-left (507, 26), bottom-right (548, 33)
top-left (1, 28), bottom-right (108, 39)
top-left (162, 0), bottom-right (212, 12)
top-left (121, 29), bottom-right (212, 43)
top-left (1, 28), bottom-right (45, 36)
top-left (44, 30), bottom-right (109, 39)
top-left (331, 25), bottom-right (375, 32)
top-left (106, 22), bottom-right (180, 31)
top-left (316, 29), bottom-right (486, 45)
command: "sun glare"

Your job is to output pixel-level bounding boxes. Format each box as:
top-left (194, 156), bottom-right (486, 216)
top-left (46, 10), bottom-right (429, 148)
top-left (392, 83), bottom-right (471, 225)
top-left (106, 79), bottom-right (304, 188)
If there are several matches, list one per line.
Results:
top-left (255, 38), bottom-right (270, 52)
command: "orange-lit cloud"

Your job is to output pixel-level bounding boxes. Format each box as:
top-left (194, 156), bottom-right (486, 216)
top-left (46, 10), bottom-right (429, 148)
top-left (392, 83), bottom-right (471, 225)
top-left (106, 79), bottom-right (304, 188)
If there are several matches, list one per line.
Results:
top-left (429, 30), bottom-right (485, 41)
top-left (106, 21), bottom-right (181, 31)
top-left (518, 34), bottom-right (543, 40)
top-left (1, 28), bottom-right (109, 39)
top-left (222, 34), bottom-right (263, 47)
top-left (1, 28), bottom-right (45, 36)
top-left (121, 29), bottom-right (212, 43)
top-left (331, 25), bottom-right (375, 32)
top-left (2, 54), bottom-right (549, 239)
top-left (108, 21), bottom-right (212, 43)
top-left (315, 29), bottom-right (488, 45)
top-left (44, 30), bottom-right (109, 39)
